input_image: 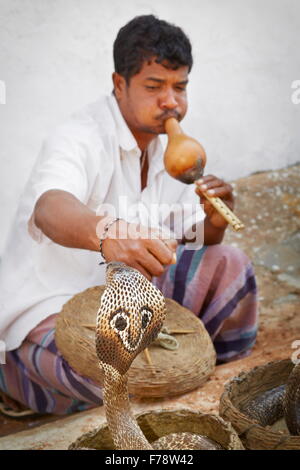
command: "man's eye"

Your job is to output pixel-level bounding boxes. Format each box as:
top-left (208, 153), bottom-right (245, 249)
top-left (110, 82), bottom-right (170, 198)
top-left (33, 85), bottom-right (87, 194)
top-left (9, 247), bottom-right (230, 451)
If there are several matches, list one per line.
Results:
top-left (145, 86), bottom-right (159, 90)
top-left (176, 87), bottom-right (186, 92)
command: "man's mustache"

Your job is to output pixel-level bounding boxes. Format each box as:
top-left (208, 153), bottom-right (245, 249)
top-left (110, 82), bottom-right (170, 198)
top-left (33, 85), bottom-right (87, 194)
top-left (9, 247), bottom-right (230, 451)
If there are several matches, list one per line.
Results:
top-left (155, 111), bottom-right (181, 122)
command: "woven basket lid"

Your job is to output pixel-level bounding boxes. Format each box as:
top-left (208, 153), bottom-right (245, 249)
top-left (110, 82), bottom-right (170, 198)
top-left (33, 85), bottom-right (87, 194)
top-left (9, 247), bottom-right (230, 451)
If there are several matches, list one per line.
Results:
top-left (55, 285), bottom-right (216, 398)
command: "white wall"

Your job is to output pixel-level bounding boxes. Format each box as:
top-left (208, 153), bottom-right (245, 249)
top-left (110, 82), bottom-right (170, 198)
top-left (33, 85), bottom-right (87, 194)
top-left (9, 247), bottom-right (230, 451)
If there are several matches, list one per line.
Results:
top-left (0, 0), bottom-right (299, 254)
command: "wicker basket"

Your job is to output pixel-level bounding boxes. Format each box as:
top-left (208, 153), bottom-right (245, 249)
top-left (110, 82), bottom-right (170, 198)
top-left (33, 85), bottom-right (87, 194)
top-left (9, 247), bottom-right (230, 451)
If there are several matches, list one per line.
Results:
top-left (69, 409), bottom-right (244, 450)
top-left (219, 359), bottom-right (300, 450)
top-left (55, 286), bottom-right (216, 398)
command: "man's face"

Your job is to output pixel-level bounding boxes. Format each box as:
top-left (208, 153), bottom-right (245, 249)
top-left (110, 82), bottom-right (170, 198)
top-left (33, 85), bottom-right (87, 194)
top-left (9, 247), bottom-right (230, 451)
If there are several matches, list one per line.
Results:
top-left (113, 58), bottom-right (189, 137)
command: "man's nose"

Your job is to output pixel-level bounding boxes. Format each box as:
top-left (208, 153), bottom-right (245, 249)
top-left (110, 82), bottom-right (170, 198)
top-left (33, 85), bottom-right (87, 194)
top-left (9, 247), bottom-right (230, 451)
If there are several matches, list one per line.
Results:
top-left (159, 89), bottom-right (178, 109)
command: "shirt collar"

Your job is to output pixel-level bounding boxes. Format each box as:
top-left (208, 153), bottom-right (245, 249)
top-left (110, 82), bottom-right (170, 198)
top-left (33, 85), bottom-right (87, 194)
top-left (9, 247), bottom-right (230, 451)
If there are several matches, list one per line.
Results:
top-left (108, 93), bottom-right (165, 174)
top-left (147, 136), bottom-right (165, 175)
top-left (109, 94), bottom-right (138, 152)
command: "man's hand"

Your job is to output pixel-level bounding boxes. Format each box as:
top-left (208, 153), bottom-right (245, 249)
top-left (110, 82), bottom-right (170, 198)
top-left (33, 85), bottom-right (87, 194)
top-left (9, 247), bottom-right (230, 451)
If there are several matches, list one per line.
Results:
top-left (101, 220), bottom-right (178, 280)
top-left (195, 175), bottom-right (234, 230)
top-left (34, 190), bottom-right (177, 280)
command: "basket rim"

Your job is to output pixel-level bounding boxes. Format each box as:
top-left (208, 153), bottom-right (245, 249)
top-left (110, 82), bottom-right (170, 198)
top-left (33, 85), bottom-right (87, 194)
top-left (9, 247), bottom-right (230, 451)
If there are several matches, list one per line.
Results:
top-left (68, 408), bottom-right (244, 450)
top-left (219, 358), bottom-right (300, 449)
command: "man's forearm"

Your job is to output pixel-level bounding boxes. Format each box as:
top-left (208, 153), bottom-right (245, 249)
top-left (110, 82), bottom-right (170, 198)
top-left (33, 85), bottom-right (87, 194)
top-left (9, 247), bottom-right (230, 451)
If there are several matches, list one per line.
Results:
top-left (182, 217), bottom-right (226, 246)
top-left (203, 216), bottom-right (226, 245)
top-left (178, 217), bottom-right (225, 245)
top-left (33, 190), bottom-right (104, 251)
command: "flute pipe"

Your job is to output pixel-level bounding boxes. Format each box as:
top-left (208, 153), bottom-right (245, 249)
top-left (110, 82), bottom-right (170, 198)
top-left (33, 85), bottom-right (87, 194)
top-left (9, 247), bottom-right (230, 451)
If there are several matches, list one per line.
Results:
top-left (202, 192), bottom-right (245, 231)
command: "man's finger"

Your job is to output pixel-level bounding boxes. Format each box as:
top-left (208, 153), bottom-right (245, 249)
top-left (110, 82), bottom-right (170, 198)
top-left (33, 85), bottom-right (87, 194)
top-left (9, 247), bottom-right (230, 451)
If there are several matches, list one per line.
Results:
top-left (195, 180), bottom-right (223, 192)
top-left (202, 186), bottom-right (232, 198)
top-left (162, 239), bottom-right (177, 263)
top-left (131, 260), bottom-right (153, 281)
top-left (147, 238), bottom-right (177, 266)
top-left (140, 248), bottom-right (168, 278)
top-left (195, 174), bottom-right (216, 184)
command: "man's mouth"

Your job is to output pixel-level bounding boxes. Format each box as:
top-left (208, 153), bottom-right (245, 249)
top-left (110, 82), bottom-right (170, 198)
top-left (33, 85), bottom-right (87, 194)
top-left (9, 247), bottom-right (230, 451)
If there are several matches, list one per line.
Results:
top-left (155, 111), bottom-right (181, 123)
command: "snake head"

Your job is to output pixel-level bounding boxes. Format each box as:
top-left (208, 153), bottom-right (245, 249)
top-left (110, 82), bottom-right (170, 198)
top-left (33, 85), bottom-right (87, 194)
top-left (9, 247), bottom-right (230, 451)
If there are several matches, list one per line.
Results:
top-left (95, 262), bottom-right (167, 375)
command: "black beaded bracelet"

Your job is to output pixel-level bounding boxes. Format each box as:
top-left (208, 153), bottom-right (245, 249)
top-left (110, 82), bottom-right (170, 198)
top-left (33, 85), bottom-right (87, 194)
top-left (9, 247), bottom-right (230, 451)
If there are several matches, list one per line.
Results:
top-left (99, 217), bottom-right (122, 265)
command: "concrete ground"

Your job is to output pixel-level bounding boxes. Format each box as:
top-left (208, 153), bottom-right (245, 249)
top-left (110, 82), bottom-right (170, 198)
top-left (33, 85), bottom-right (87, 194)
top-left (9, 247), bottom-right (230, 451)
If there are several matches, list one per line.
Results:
top-left (0, 163), bottom-right (299, 449)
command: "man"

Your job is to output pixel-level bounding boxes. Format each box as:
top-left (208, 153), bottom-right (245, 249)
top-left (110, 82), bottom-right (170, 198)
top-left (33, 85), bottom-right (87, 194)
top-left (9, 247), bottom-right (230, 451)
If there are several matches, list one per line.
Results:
top-left (0, 15), bottom-right (258, 415)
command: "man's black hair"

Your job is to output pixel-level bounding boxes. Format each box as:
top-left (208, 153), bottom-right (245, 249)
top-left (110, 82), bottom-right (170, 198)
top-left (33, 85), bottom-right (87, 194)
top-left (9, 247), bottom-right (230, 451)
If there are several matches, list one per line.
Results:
top-left (113, 15), bottom-right (193, 84)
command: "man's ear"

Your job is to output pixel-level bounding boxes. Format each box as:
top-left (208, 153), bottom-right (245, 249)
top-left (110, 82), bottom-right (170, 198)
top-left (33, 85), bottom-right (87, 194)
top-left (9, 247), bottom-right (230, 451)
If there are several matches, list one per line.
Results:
top-left (112, 72), bottom-right (126, 101)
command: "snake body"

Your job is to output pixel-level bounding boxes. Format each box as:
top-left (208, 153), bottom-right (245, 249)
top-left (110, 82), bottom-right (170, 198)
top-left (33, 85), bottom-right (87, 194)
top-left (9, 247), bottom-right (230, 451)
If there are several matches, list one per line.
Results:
top-left (284, 364), bottom-right (300, 435)
top-left (95, 262), bottom-right (222, 450)
top-left (241, 365), bottom-right (300, 434)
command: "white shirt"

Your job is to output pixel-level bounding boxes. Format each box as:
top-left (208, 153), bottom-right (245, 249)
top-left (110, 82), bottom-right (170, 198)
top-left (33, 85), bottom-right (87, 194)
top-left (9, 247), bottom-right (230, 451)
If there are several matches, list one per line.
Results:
top-left (0, 94), bottom-right (204, 351)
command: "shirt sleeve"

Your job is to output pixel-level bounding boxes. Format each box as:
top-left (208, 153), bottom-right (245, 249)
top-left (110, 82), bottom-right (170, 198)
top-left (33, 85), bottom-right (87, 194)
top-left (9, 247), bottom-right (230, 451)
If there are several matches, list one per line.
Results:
top-left (31, 132), bottom-right (93, 205)
top-left (28, 125), bottom-right (97, 242)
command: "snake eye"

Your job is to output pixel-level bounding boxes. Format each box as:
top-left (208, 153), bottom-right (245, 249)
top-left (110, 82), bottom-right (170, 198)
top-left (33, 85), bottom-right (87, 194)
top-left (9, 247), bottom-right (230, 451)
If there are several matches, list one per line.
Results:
top-left (140, 306), bottom-right (153, 329)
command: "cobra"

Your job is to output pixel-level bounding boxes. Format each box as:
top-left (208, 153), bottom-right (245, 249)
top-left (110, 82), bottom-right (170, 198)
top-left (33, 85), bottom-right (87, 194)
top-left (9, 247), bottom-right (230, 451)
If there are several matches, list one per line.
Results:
top-left (95, 262), bottom-right (222, 450)
top-left (242, 363), bottom-right (300, 435)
